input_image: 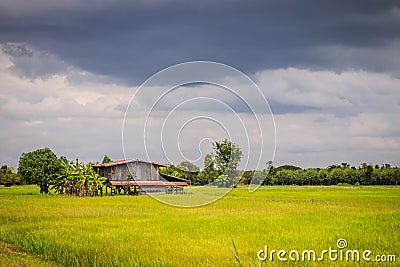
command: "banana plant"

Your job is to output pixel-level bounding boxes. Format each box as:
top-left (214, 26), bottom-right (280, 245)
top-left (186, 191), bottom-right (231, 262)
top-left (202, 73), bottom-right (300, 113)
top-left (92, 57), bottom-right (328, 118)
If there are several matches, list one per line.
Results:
top-left (50, 159), bottom-right (107, 197)
top-left (50, 160), bottom-right (74, 194)
top-left (86, 167), bottom-right (107, 196)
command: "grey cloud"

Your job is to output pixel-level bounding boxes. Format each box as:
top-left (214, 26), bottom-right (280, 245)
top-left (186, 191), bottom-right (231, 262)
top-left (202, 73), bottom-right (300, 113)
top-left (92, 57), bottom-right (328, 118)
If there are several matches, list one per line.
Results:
top-left (254, 68), bottom-right (400, 116)
top-left (1, 1), bottom-right (399, 84)
top-left (1, 1), bottom-right (400, 169)
top-left (2, 42), bottom-right (70, 80)
top-left (268, 100), bottom-right (320, 115)
top-left (2, 42), bottom-right (33, 57)
top-left (273, 112), bottom-right (400, 167)
top-left (313, 41), bottom-right (400, 77)
top-left (313, 116), bottom-right (329, 123)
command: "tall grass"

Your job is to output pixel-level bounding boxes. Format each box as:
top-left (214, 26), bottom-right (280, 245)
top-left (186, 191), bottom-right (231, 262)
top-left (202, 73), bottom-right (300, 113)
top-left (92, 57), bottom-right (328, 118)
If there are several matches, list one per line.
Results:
top-left (0, 185), bottom-right (399, 266)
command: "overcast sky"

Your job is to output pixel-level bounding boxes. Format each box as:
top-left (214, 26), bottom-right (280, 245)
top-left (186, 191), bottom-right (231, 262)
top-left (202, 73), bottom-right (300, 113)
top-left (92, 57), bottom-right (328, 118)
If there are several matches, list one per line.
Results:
top-left (1, 0), bottom-right (399, 169)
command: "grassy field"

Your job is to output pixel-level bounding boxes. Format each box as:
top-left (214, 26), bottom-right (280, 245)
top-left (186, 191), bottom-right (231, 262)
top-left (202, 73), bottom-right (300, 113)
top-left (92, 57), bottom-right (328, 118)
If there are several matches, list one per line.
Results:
top-left (0, 185), bottom-right (399, 266)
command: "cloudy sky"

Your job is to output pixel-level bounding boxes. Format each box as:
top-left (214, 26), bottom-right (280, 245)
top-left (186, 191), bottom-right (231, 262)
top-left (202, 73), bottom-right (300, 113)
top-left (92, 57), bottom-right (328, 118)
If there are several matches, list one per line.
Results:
top-left (1, 0), bottom-right (399, 169)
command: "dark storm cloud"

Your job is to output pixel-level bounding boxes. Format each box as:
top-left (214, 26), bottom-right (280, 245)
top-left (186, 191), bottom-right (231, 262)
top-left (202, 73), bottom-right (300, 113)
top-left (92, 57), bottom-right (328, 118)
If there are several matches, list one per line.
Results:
top-left (2, 42), bottom-right (70, 80)
top-left (1, 0), bottom-right (399, 84)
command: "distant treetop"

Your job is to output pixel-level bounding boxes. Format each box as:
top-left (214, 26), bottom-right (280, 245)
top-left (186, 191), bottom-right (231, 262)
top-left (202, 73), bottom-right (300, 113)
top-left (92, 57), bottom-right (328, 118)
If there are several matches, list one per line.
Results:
top-left (275, 165), bottom-right (302, 171)
top-left (102, 155), bottom-right (112, 164)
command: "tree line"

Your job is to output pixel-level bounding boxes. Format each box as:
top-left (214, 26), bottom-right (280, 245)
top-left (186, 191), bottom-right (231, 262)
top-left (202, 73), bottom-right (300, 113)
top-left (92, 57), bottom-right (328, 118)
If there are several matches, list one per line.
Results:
top-left (242, 163), bottom-right (400, 186)
top-left (0, 165), bottom-right (21, 187)
top-left (160, 140), bottom-right (400, 186)
top-left (172, 162), bottom-right (400, 186)
top-left (1, 143), bottom-right (399, 191)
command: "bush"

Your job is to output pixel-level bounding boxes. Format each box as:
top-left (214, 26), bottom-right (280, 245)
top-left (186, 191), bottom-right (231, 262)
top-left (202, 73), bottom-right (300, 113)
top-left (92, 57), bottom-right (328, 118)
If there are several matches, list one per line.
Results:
top-left (336, 183), bottom-right (352, 186)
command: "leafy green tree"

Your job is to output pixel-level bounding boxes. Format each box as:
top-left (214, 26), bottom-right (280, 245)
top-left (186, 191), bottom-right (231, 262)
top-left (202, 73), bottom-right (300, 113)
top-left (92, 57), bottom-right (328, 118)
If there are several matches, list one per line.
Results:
top-left (241, 170), bottom-right (255, 184)
top-left (263, 162), bottom-right (277, 185)
top-left (195, 172), bottom-right (208, 185)
top-left (101, 155), bottom-right (112, 164)
top-left (159, 165), bottom-right (186, 179)
top-left (393, 168), bottom-right (400, 185)
top-left (178, 161), bottom-right (200, 184)
top-left (275, 165), bottom-right (302, 172)
top-left (213, 139), bottom-right (242, 179)
top-left (300, 168), bottom-right (318, 185)
top-left (18, 148), bottom-right (61, 193)
top-left (342, 167), bottom-right (354, 184)
top-left (379, 167), bottom-right (392, 185)
top-left (215, 174), bottom-right (229, 188)
top-left (341, 162), bottom-right (350, 168)
top-left (288, 169), bottom-right (301, 185)
top-left (372, 168), bottom-right (382, 185)
top-left (0, 165), bottom-right (21, 187)
top-left (359, 163), bottom-right (374, 185)
top-left (196, 153), bottom-right (220, 185)
top-left (329, 167), bottom-right (344, 185)
top-left (274, 169), bottom-right (288, 185)
top-left (247, 161), bottom-right (274, 186)
top-left (252, 169), bottom-right (268, 185)
top-left (318, 169), bottom-right (330, 185)
top-left (204, 153), bottom-right (214, 169)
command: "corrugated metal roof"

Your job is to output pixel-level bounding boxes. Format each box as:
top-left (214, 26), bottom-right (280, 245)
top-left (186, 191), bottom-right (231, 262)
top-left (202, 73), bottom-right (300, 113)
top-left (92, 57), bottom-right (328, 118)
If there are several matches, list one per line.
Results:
top-left (92, 159), bottom-right (131, 167)
top-left (92, 159), bottom-right (170, 168)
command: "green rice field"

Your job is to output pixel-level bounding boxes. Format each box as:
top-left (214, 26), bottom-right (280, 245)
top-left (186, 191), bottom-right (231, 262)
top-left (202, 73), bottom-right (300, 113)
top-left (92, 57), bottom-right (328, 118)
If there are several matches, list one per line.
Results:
top-left (0, 185), bottom-right (399, 266)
